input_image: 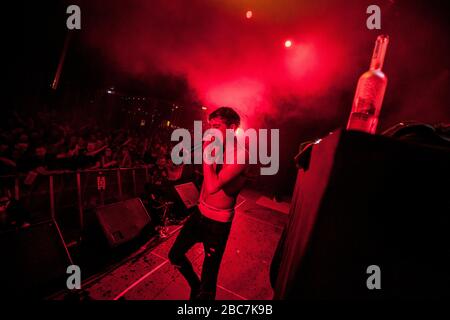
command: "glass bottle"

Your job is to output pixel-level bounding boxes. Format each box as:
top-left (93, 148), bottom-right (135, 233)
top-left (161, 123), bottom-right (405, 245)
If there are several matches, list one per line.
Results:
top-left (346, 35), bottom-right (389, 134)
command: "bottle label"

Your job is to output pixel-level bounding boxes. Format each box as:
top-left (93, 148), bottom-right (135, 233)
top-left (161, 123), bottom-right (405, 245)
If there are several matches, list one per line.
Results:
top-left (356, 98), bottom-right (376, 116)
top-left (347, 112), bottom-right (378, 134)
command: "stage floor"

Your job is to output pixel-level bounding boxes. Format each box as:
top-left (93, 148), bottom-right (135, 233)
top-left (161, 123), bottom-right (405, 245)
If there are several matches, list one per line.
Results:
top-left (71, 189), bottom-right (289, 300)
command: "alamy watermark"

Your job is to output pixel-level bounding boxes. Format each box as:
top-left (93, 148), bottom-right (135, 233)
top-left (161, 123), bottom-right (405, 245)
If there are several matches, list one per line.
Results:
top-left (170, 121), bottom-right (279, 175)
top-left (366, 5), bottom-right (381, 30)
top-left (66, 265), bottom-right (81, 290)
top-left (66, 5), bottom-right (81, 30)
top-left (366, 264), bottom-right (381, 290)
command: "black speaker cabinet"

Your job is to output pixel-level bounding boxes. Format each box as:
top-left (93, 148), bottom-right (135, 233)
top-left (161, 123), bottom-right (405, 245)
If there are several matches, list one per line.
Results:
top-left (273, 129), bottom-right (450, 300)
top-left (0, 220), bottom-right (72, 299)
top-left (174, 182), bottom-right (200, 209)
top-left (95, 198), bottom-right (151, 248)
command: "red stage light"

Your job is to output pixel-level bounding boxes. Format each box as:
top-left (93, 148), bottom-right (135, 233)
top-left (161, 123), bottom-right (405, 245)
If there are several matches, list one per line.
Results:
top-left (246, 11), bottom-right (252, 19)
top-left (284, 40), bottom-right (293, 48)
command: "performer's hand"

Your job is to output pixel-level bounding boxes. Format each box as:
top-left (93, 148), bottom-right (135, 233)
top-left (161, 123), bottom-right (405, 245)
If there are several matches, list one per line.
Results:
top-left (202, 134), bottom-right (219, 162)
top-left (202, 134), bottom-right (215, 150)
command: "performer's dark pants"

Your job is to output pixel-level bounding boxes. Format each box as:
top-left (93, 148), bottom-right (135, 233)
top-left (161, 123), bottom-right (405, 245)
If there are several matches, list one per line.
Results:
top-left (168, 206), bottom-right (232, 300)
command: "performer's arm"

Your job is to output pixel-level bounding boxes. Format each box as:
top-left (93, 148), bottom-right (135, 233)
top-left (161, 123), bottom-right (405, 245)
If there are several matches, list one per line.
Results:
top-left (202, 162), bottom-right (246, 195)
top-left (203, 139), bottom-right (247, 194)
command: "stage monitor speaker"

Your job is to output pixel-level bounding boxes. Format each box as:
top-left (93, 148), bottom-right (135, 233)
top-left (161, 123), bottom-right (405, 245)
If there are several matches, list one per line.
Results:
top-left (273, 129), bottom-right (450, 300)
top-left (95, 198), bottom-right (151, 248)
top-left (174, 182), bottom-right (200, 209)
top-left (0, 220), bottom-right (72, 299)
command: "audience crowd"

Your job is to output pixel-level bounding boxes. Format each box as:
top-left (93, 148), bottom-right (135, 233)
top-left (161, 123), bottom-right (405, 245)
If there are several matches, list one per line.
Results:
top-left (0, 111), bottom-right (179, 178)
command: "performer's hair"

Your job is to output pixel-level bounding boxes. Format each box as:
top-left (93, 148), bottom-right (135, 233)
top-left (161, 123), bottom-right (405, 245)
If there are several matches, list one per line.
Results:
top-left (209, 106), bottom-right (240, 127)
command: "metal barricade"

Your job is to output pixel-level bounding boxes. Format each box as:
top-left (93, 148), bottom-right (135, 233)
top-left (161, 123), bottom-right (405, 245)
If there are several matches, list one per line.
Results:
top-left (0, 166), bottom-right (152, 245)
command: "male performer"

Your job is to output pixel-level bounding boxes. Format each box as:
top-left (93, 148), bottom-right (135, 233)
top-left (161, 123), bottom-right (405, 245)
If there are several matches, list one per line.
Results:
top-left (168, 106), bottom-right (248, 300)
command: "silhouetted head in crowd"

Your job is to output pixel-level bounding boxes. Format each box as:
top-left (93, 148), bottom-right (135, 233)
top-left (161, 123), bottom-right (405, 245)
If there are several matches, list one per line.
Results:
top-left (18, 134), bottom-right (29, 143)
top-left (0, 144), bottom-right (9, 155)
top-left (35, 145), bottom-right (47, 159)
top-left (87, 141), bottom-right (96, 153)
top-left (14, 142), bottom-right (28, 154)
top-left (105, 147), bottom-right (113, 158)
top-left (156, 156), bottom-right (168, 169)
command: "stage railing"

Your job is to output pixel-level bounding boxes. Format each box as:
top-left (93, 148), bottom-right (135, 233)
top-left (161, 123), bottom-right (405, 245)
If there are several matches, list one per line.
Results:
top-left (0, 166), bottom-right (153, 245)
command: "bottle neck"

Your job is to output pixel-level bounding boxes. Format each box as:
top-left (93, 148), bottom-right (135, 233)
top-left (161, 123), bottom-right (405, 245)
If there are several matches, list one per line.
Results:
top-left (369, 35), bottom-right (389, 70)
